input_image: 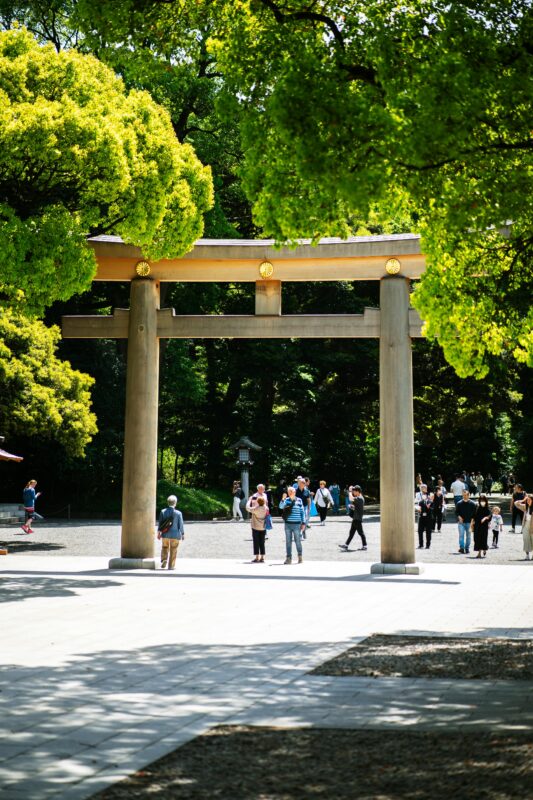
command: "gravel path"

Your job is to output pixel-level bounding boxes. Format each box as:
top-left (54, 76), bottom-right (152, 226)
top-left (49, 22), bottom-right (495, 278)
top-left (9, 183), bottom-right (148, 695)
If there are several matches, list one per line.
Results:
top-left (311, 634), bottom-right (533, 679)
top-left (1, 504), bottom-right (530, 566)
top-left (92, 726), bottom-right (533, 800)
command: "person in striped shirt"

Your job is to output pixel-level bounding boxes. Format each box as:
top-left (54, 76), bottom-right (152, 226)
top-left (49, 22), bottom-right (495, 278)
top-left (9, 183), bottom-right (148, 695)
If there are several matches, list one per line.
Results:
top-left (279, 485), bottom-right (305, 564)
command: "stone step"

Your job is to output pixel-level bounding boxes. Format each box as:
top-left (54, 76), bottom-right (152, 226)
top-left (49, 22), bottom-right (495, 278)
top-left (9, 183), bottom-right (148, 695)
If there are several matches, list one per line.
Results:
top-left (0, 503), bottom-right (23, 513)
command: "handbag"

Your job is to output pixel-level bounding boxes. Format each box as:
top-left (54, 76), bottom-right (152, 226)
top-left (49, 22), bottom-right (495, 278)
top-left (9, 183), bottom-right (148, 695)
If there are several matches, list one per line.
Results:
top-left (265, 513), bottom-right (273, 531)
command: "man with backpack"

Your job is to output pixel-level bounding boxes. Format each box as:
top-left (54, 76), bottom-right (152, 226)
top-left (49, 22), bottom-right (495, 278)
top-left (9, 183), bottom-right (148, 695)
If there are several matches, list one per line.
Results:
top-left (279, 486), bottom-right (305, 564)
top-left (157, 494), bottom-right (184, 570)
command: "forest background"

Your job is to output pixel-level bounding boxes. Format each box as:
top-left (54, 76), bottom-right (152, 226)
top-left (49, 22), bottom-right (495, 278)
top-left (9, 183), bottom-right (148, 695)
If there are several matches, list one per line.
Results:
top-left (1, 1), bottom-right (532, 517)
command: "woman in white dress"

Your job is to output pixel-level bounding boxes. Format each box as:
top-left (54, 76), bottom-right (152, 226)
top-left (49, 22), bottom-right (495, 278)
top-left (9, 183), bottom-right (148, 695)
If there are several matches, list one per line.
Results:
top-left (515, 494), bottom-right (533, 560)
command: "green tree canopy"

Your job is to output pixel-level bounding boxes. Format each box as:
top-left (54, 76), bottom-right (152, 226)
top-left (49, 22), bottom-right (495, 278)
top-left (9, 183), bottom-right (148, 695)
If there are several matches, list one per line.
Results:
top-left (0, 26), bottom-right (214, 315)
top-left (0, 308), bottom-right (97, 454)
top-left (205, 0), bottom-right (532, 377)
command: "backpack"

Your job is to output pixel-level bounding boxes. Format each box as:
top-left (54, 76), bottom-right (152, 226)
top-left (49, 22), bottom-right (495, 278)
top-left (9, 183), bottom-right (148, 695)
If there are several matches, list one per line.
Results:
top-left (158, 508), bottom-right (175, 534)
top-left (280, 500), bottom-right (295, 520)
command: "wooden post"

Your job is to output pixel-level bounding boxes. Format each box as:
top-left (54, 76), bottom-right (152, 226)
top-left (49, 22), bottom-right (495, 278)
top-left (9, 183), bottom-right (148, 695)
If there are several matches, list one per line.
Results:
top-left (109, 278), bottom-right (160, 569)
top-left (371, 276), bottom-right (421, 574)
top-left (255, 280), bottom-right (282, 315)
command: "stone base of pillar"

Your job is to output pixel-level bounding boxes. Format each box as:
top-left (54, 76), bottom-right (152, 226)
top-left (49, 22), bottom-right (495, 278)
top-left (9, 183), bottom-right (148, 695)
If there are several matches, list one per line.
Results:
top-left (109, 557), bottom-right (157, 570)
top-left (370, 562), bottom-right (424, 575)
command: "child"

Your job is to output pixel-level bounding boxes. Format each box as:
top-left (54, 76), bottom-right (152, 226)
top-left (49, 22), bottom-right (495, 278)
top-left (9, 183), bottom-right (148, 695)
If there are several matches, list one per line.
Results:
top-left (490, 506), bottom-right (504, 548)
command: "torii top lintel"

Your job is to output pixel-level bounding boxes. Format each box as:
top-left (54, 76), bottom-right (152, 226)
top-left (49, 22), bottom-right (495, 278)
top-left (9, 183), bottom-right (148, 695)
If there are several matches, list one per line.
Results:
top-left (89, 233), bottom-right (426, 283)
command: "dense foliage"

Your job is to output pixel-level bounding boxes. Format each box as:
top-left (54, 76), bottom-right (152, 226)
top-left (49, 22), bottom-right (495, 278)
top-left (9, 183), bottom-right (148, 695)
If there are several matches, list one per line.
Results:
top-left (1, 2), bottom-right (533, 513)
top-left (0, 26), bottom-right (213, 315)
top-left (0, 308), bottom-right (97, 454)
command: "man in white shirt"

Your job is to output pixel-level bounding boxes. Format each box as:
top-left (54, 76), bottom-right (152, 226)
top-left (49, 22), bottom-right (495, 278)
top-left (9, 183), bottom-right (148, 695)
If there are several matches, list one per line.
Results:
top-left (450, 475), bottom-right (467, 507)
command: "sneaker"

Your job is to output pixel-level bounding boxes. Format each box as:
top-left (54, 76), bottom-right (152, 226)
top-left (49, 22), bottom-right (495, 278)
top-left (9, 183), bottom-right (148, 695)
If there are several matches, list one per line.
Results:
top-left (26, 528), bottom-right (34, 533)
top-left (510, 528), bottom-right (515, 533)
top-left (284, 557), bottom-right (292, 565)
top-left (338, 544), bottom-right (348, 551)
top-left (458, 548), bottom-right (465, 554)
top-left (465, 549), bottom-right (470, 554)
top-left (20, 524), bottom-right (29, 533)
top-left (298, 555), bottom-right (303, 564)
top-left (361, 546), bottom-right (367, 551)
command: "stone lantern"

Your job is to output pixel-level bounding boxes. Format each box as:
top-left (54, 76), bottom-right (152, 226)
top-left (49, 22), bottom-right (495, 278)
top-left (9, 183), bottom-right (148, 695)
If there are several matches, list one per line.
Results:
top-left (230, 436), bottom-right (262, 515)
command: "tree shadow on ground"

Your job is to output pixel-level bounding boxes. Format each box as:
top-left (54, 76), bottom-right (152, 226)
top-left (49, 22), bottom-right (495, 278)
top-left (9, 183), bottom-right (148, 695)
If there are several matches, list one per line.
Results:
top-left (92, 726), bottom-right (533, 800)
top-left (0, 575), bottom-right (121, 602)
top-left (0, 540), bottom-right (65, 554)
top-left (1, 631), bottom-right (531, 798)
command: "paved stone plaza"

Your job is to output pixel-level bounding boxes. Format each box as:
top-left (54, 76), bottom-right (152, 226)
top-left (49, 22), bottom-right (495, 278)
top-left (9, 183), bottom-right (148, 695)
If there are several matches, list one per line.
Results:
top-left (1, 505), bottom-right (532, 798)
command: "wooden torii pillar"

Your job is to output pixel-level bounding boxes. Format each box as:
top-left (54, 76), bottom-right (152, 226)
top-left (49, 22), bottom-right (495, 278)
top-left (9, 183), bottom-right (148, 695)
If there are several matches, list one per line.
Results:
top-left (63, 235), bottom-right (426, 574)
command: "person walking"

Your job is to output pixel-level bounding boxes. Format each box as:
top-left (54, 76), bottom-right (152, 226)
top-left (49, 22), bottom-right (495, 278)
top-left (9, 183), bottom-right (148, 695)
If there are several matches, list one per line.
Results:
top-left (432, 486), bottom-right (445, 532)
top-left (416, 487), bottom-right (433, 549)
top-left (344, 486), bottom-right (351, 515)
top-left (485, 473), bottom-right (494, 495)
top-left (21, 479), bottom-right (41, 534)
top-left (515, 494), bottom-right (533, 560)
top-left (473, 494), bottom-right (491, 558)
top-left (510, 483), bottom-right (526, 533)
top-left (456, 490), bottom-right (476, 554)
top-left (232, 481), bottom-right (244, 521)
top-left (295, 476), bottom-right (311, 536)
top-left (157, 495), bottom-right (184, 570)
top-left (329, 482), bottom-right (340, 515)
top-left (339, 485), bottom-right (367, 551)
top-left (451, 474), bottom-right (467, 507)
top-left (279, 486), bottom-right (305, 564)
top-left (315, 481), bottom-right (333, 525)
top-left (489, 506), bottom-right (503, 548)
top-left (248, 496), bottom-right (268, 562)
top-left (475, 472), bottom-right (484, 497)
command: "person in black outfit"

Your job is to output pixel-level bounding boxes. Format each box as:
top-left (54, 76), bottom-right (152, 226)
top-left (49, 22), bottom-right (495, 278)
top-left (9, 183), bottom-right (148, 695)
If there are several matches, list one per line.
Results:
top-left (432, 487), bottom-right (445, 532)
top-left (473, 494), bottom-right (491, 558)
top-left (510, 483), bottom-right (526, 532)
top-left (417, 490), bottom-right (433, 549)
top-left (339, 486), bottom-right (367, 550)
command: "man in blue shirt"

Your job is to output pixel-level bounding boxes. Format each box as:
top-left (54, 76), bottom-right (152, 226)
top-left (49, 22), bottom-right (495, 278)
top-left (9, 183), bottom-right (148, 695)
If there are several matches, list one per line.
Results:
top-left (279, 486), bottom-right (305, 564)
top-left (157, 494), bottom-right (185, 570)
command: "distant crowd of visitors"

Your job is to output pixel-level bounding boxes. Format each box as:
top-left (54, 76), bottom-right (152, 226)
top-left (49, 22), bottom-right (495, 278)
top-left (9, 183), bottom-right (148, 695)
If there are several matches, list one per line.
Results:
top-left (18, 469), bottom-right (530, 571)
top-left (415, 473), bottom-right (532, 561)
top-left (154, 468), bottom-right (533, 568)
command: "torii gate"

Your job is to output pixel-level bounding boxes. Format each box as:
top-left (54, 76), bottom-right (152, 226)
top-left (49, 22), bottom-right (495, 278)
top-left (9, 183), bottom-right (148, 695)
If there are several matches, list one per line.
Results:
top-left (63, 233), bottom-right (426, 574)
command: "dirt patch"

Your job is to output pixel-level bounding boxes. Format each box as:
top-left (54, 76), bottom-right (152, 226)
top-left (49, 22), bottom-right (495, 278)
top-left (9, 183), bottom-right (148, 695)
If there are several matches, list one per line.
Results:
top-left (310, 635), bottom-right (533, 680)
top-left (92, 726), bottom-right (533, 799)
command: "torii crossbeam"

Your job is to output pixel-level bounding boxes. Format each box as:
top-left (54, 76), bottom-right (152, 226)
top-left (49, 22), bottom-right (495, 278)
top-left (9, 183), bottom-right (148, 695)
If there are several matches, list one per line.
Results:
top-left (63, 234), bottom-right (426, 574)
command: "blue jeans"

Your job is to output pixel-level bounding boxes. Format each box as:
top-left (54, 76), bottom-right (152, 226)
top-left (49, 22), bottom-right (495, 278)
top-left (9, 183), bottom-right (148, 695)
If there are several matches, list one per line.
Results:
top-left (285, 522), bottom-right (303, 557)
top-left (458, 522), bottom-right (471, 551)
top-left (454, 495), bottom-right (463, 507)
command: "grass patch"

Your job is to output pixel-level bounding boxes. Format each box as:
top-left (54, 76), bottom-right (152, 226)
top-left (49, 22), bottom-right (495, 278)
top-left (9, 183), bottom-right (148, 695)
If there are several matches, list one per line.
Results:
top-left (157, 479), bottom-right (229, 518)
